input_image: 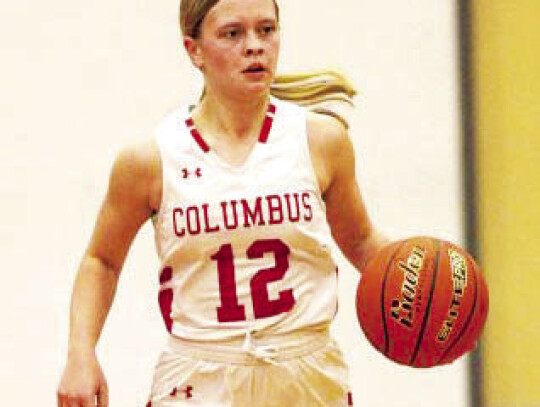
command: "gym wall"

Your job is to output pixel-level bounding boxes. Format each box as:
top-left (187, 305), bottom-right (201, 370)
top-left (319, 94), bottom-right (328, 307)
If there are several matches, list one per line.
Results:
top-left (472, 1), bottom-right (540, 406)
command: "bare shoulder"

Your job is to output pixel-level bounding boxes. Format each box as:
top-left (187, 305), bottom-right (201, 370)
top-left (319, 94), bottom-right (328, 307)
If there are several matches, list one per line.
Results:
top-left (306, 111), bottom-right (350, 151)
top-left (108, 138), bottom-right (162, 212)
top-left (306, 112), bottom-right (355, 194)
top-left (113, 138), bottom-right (160, 176)
top-left (84, 138), bottom-right (161, 267)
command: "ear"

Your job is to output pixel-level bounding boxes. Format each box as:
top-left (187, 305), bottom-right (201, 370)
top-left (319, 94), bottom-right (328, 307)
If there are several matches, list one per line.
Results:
top-left (183, 36), bottom-right (204, 70)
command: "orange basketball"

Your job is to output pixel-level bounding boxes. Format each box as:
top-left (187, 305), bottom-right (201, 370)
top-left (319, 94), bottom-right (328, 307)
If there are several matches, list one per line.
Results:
top-left (356, 236), bottom-right (489, 368)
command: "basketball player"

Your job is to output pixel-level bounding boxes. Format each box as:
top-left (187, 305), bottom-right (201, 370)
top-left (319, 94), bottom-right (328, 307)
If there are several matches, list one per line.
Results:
top-left (57, 0), bottom-right (387, 406)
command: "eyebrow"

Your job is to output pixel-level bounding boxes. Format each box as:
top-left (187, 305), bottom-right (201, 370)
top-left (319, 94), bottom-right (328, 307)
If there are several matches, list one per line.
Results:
top-left (216, 17), bottom-right (278, 29)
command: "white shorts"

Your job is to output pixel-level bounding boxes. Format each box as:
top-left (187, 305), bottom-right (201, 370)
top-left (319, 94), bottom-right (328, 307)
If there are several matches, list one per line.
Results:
top-left (145, 331), bottom-right (353, 407)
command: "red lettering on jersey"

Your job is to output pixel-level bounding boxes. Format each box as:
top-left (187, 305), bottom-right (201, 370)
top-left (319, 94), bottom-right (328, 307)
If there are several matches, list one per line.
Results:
top-left (248, 239), bottom-right (294, 318)
top-left (302, 192), bottom-right (313, 221)
top-left (284, 193), bottom-right (301, 222)
top-left (172, 191), bottom-right (315, 239)
top-left (266, 195), bottom-right (284, 225)
top-left (186, 206), bottom-right (201, 235)
top-left (212, 239), bottom-right (295, 322)
top-left (221, 200), bottom-right (239, 230)
top-left (202, 204), bottom-right (220, 233)
top-left (172, 208), bottom-right (186, 237)
top-left (241, 197), bottom-right (266, 227)
top-left (212, 244), bottom-right (246, 322)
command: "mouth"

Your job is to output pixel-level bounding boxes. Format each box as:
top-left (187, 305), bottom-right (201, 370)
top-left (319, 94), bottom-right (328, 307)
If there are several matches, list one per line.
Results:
top-left (242, 63), bottom-right (267, 74)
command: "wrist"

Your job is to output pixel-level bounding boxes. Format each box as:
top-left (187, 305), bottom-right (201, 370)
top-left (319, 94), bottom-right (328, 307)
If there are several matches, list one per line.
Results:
top-left (67, 341), bottom-right (97, 358)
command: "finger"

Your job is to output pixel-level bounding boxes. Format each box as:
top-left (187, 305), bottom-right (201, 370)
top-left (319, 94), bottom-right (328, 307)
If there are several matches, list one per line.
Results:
top-left (58, 396), bottom-right (81, 407)
top-left (97, 382), bottom-right (109, 407)
top-left (57, 392), bottom-right (78, 407)
top-left (79, 394), bottom-right (97, 407)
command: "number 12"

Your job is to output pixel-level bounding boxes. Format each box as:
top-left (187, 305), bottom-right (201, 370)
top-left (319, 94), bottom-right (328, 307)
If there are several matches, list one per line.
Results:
top-left (211, 238), bottom-right (295, 322)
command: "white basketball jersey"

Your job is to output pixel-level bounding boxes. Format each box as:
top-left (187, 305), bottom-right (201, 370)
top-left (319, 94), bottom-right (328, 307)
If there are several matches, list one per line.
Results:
top-left (152, 97), bottom-right (338, 342)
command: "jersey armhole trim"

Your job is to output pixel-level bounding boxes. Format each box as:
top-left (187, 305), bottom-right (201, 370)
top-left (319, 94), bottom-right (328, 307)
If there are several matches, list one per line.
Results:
top-left (302, 112), bottom-right (325, 201)
top-left (151, 129), bottom-right (167, 241)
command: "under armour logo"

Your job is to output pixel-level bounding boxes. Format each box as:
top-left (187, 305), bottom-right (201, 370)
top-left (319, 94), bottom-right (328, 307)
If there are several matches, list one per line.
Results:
top-left (170, 385), bottom-right (193, 400)
top-left (181, 168), bottom-right (202, 178)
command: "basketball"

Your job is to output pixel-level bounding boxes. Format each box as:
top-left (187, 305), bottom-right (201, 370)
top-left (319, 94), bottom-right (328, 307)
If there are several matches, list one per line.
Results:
top-left (356, 236), bottom-right (489, 368)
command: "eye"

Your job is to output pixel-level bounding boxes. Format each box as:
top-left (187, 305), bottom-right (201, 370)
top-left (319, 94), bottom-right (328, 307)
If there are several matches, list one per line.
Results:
top-left (259, 24), bottom-right (276, 35)
top-left (223, 28), bottom-right (241, 39)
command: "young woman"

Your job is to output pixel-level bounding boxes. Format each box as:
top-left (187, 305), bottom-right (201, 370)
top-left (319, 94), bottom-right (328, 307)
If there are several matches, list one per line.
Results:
top-left (57, 0), bottom-right (387, 406)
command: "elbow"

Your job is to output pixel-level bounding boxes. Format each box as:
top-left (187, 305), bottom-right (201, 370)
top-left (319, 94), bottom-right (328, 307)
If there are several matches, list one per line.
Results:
top-left (80, 253), bottom-right (123, 281)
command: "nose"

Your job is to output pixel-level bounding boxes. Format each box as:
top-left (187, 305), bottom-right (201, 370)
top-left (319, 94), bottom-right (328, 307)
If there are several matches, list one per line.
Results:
top-left (244, 31), bottom-right (264, 56)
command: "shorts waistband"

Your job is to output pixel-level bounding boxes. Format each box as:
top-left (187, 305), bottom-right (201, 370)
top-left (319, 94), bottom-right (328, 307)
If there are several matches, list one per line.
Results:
top-left (165, 330), bottom-right (331, 365)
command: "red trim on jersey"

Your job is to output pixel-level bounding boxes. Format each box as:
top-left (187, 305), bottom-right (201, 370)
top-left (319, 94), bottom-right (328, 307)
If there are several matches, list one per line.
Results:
top-left (258, 114), bottom-right (273, 143)
top-left (191, 128), bottom-right (211, 153)
top-left (185, 103), bottom-right (276, 152)
top-left (258, 102), bottom-right (276, 143)
top-left (185, 118), bottom-right (210, 153)
top-left (159, 266), bottom-right (173, 284)
top-left (158, 289), bottom-right (174, 333)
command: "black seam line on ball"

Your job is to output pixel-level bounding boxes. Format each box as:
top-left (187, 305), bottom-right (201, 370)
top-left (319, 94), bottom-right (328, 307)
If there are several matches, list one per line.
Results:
top-left (410, 239), bottom-right (440, 366)
top-left (381, 240), bottom-right (408, 356)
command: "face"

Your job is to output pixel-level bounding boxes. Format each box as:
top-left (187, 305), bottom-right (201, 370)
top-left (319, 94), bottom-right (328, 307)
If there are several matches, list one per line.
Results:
top-left (185, 0), bottom-right (280, 100)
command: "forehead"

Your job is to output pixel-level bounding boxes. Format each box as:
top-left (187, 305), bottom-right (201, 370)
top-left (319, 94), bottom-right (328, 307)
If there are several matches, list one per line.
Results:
top-left (205, 0), bottom-right (278, 26)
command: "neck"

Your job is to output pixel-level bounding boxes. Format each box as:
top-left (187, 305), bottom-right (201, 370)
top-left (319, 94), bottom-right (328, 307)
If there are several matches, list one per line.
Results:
top-left (194, 91), bottom-right (270, 140)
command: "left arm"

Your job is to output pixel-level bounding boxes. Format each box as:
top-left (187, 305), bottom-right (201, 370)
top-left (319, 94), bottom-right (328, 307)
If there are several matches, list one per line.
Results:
top-left (307, 113), bottom-right (388, 272)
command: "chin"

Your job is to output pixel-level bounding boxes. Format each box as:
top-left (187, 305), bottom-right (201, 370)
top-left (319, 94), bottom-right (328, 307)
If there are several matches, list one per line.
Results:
top-left (236, 83), bottom-right (272, 100)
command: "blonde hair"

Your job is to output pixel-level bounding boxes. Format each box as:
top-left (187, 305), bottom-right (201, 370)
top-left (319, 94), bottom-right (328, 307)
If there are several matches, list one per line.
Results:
top-left (271, 69), bottom-right (356, 128)
top-left (180, 0), bottom-right (279, 38)
top-left (179, 0), bottom-right (356, 127)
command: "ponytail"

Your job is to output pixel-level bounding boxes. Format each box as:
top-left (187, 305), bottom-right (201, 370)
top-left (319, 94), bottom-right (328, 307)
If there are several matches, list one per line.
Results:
top-left (270, 69), bottom-right (357, 128)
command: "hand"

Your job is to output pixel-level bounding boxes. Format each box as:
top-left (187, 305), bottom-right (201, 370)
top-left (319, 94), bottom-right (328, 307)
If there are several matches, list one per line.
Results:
top-left (57, 350), bottom-right (108, 407)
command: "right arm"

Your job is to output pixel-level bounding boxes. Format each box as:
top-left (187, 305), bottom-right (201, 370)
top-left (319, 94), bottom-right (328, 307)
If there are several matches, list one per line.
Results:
top-left (57, 140), bottom-right (161, 407)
